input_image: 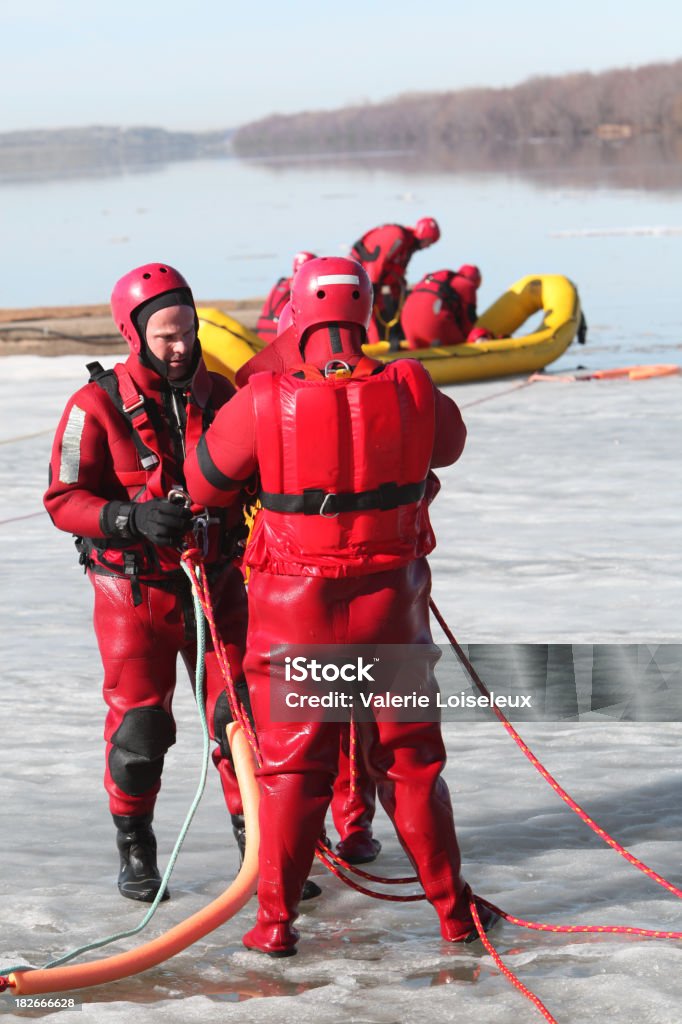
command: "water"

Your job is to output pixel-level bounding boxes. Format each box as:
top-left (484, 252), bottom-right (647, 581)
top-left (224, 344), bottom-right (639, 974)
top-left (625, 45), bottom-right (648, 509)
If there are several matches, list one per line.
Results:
top-left (1, 152), bottom-right (681, 373)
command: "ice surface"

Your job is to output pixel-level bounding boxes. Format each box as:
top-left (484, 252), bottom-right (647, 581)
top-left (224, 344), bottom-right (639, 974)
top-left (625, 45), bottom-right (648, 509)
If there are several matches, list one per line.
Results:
top-left (1, 357), bottom-right (680, 1023)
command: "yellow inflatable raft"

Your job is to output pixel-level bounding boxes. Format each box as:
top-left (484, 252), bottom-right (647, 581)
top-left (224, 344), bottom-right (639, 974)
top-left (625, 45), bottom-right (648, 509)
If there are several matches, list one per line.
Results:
top-left (198, 274), bottom-right (584, 387)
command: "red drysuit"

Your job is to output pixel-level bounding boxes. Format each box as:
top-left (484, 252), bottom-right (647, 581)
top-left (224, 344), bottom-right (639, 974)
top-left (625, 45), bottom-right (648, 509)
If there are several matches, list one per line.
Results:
top-left (185, 354), bottom-right (476, 953)
top-left (44, 354), bottom-right (248, 818)
top-left (401, 270), bottom-right (469, 349)
top-left (350, 224), bottom-right (420, 343)
top-left (256, 276), bottom-right (292, 343)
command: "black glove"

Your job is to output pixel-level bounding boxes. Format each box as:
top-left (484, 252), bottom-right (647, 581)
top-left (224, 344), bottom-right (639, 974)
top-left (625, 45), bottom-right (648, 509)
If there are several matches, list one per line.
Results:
top-left (101, 498), bottom-right (192, 546)
top-left (129, 498), bottom-right (193, 546)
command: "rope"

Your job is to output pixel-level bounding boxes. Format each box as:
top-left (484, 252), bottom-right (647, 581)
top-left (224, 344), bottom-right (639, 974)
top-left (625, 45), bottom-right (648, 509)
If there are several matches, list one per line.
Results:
top-left (0, 428), bottom-right (53, 446)
top-left (313, 846), bottom-right (424, 902)
top-left (181, 550), bottom-right (424, 896)
top-left (470, 897), bottom-right (558, 1024)
top-left (431, 597), bottom-right (682, 1022)
top-left (373, 282), bottom-right (406, 343)
top-left (315, 843), bottom-right (419, 887)
top-left (459, 376), bottom-right (538, 409)
top-left (0, 560), bottom-right (212, 978)
top-left (429, 598), bottom-right (682, 902)
top-left (181, 551), bottom-right (259, 760)
top-left (0, 510), bottom-right (45, 527)
top-left (475, 897), bottom-right (682, 940)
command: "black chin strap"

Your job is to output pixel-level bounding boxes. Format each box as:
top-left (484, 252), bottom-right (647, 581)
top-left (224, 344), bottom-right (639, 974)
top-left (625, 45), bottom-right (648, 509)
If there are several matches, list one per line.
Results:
top-left (328, 324), bottom-right (343, 354)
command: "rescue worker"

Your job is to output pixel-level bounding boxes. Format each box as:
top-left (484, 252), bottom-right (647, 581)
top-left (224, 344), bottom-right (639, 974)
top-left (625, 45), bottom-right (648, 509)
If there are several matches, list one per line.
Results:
top-left (401, 265), bottom-right (483, 350)
top-left (452, 264), bottom-right (482, 332)
top-left (263, 299), bottom-right (384, 866)
top-left (256, 251), bottom-right (316, 342)
top-left (185, 256), bottom-right (498, 956)
top-left (43, 263), bottom-right (250, 904)
top-left (350, 218), bottom-right (440, 343)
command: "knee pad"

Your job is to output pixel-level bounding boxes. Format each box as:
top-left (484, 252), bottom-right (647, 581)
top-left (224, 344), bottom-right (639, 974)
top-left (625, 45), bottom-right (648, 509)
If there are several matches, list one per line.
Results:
top-left (109, 706), bottom-right (176, 796)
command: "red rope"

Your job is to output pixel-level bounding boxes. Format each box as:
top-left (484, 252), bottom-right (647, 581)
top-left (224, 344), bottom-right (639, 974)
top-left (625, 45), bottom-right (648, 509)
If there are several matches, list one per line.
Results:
top-left (348, 716), bottom-right (358, 795)
top-left (470, 898), bottom-right (559, 1024)
top-left (183, 550), bottom-right (682, 1024)
top-left (429, 598), bottom-right (682, 902)
top-left (182, 551), bottom-right (421, 895)
top-left (181, 551), bottom-right (260, 763)
top-left (315, 842), bottom-right (419, 887)
top-left (431, 597), bottom-right (681, 1021)
top-left (314, 846), bottom-right (424, 902)
top-left (476, 897), bottom-right (682, 940)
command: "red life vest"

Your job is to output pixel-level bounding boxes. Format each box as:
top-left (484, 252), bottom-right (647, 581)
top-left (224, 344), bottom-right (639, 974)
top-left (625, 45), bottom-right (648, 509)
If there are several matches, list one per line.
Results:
top-left (256, 276), bottom-right (292, 343)
top-left (401, 270), bottom-right (469, 348)
top-left (246, 358), bottom-right (437, 578)
top-left (82, 360), bottom-right (229, 580)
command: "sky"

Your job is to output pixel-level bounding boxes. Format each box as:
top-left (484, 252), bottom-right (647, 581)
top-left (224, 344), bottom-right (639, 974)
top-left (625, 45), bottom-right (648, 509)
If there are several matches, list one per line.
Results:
top-left (1, 0), bottom-right (681, 133)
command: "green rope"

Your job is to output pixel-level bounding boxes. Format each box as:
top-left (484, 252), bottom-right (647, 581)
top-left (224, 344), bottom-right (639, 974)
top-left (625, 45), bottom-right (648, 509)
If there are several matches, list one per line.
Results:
top-left (1, 560), bottom-right (210, 977)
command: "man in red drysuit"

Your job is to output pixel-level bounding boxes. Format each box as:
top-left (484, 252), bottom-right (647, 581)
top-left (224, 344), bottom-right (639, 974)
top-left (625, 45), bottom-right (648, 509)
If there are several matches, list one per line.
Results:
top-left (401, 265), bottom-right (483, 349)
top-left (267, 298), bottom-right (382, 865)
top-left (256, 251), bottom-right (316, 342)
top-left (44, 263), bottom-right (251, 904)
top-left (185, 256), bottom-right (498, 956)
top-left (350, 218), bottom-right (440, 343)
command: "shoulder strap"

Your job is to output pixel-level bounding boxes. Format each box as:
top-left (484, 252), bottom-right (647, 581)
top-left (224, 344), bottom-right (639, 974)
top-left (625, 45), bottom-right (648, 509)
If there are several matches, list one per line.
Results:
top-left (351, 237), bottom-right (381, 263)
top-left (86, 361), bottom-right (159, 470)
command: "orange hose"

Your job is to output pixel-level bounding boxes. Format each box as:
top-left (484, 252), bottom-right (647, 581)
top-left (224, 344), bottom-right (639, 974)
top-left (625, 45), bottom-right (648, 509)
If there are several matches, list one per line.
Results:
top-left (627, 364), bottom-right (680, 380)
top-left (591, 364), bottom-right (680, 380)
top-left (9, 723), bottom-right (259, 995)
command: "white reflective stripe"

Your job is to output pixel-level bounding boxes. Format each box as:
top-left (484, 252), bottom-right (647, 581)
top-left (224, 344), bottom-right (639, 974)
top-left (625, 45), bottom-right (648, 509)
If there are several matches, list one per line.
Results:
top-left (59, 405), bottom-right (86, 484)
top-left (316, 274), bottom-right (360, 286)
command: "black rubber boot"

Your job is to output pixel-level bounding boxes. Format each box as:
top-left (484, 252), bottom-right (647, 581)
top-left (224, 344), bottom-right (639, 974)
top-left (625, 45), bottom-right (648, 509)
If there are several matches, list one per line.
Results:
top-left (231, 814), bottom-right (322, 901)
top-left (113, 813), bottom-right (169, 903)
top-left (231, 813), bottom-right (247, 862)
top-left (462, 903), bottom-right (501, 944)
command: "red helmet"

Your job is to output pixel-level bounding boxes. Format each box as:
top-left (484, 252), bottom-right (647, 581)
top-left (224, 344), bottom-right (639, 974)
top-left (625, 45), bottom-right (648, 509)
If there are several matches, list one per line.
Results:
top-left (276, 300), bottom-right (293, 336)
top-left (110, 262), bottom-right (195, 354)
top-left (290, 256), bottom-right (372, 341)
top-left (292, 251), bottom-right (316, 276)
top-left (413, 217), bottom-right (440, 248)
top-left (457, 264), bottom-right (482, 288)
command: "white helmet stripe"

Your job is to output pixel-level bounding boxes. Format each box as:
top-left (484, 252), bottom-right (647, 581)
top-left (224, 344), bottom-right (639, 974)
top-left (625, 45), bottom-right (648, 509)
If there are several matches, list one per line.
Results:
top-left (316, 274), bottom-right (360, 286)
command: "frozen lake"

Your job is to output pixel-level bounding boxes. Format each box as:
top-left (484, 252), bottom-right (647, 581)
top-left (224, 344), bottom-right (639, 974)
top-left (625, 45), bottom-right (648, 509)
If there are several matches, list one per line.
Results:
top-left (1, 356), bottom-right (680, 1022)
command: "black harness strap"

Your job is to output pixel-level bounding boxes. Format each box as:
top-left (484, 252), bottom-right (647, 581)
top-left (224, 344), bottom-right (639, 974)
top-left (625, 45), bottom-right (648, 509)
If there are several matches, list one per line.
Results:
top-left (87, 362), bottom-right (159, 470)
top-left (260, 479), bottom-right (427, 516)
top-left (351, 238), bottom-right (381, 263)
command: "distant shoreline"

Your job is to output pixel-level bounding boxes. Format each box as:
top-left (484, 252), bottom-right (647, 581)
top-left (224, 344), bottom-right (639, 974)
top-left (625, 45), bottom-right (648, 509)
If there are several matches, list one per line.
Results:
top-left (4, 59), bottom-right (682, 183)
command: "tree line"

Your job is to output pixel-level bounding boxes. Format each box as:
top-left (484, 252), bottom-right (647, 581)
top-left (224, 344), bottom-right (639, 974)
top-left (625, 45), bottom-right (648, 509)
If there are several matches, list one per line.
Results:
top-left (232, 61), bottom-right (682, 157)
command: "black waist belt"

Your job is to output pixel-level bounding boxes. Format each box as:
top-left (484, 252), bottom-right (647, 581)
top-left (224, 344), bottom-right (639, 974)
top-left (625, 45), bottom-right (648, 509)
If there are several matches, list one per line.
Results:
top-left (259, 480), bottom-right (427, 517)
